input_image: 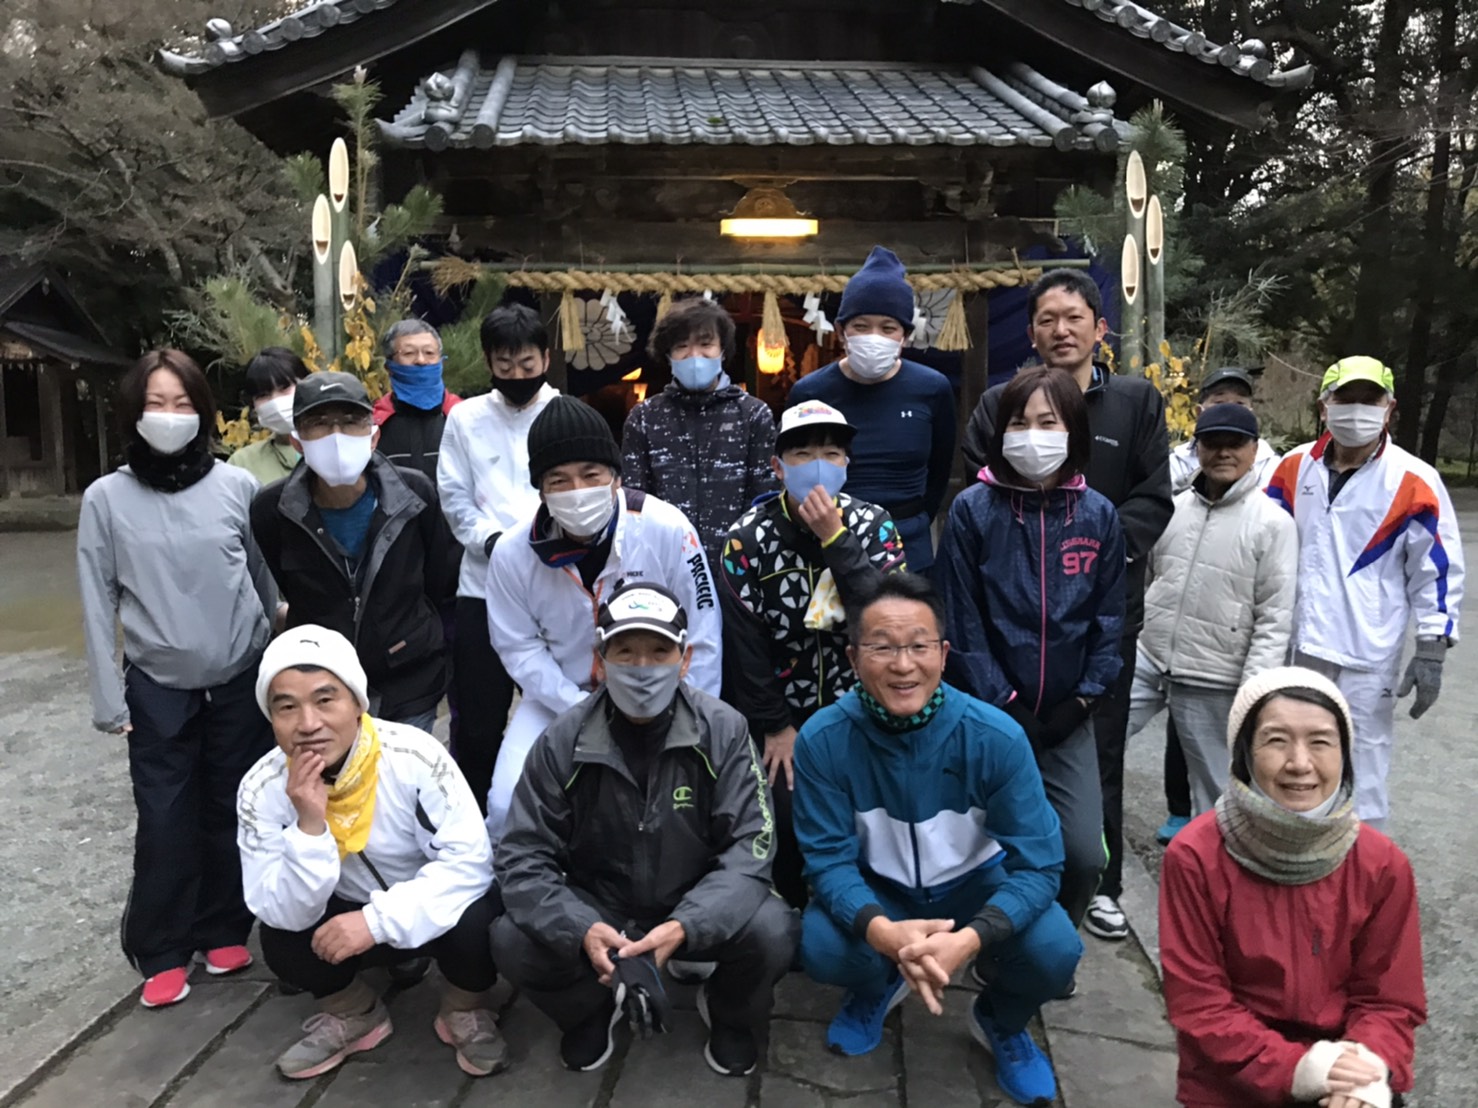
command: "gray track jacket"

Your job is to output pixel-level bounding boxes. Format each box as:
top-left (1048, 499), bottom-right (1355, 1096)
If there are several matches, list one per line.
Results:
top-left (496, 685), bottom-right (775, 958)
top-left (77, 462), bottom-right (274, 731)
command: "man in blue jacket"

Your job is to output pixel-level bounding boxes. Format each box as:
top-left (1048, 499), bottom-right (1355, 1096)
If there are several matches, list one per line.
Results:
top-left (794, 574), bottom-right (1081, 1107)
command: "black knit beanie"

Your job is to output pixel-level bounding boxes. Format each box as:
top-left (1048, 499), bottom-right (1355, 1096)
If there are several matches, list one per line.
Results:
top-left (527, 395), bottom-right (622, 487)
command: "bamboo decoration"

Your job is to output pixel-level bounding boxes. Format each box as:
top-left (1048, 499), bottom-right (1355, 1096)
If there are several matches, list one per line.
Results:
top-left (558, 290), bottom-right (585, 354)
top-left (328, 138), bottom-right (352, 361)
top-left (310, 194), bottom-right (334, 358)
top-left (1122, 150), bottom-right (1148, 375)
top-left (935, 292), bottom-right (972, 352)
top-left (1145, 194), bottom-right (1167, 367)
top-left (760, 291), bottom-right (788, 351)
top-left (338, 241), bottom-right (360, 313)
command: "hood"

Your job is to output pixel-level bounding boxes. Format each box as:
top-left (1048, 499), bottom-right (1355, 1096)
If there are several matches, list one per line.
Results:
top-left (979, 466), bottom-right (1088, 495)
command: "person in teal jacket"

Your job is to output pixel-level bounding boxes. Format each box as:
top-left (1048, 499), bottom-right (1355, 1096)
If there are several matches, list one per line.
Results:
top-left (793, 573), bottom-right (1082, 1107)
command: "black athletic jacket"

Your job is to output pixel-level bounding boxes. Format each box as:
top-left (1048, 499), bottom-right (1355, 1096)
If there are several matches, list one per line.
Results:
top-left (251, 454), bottom-right (457, 717)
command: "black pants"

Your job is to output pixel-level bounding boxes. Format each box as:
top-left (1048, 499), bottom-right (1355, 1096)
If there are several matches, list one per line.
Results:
top-left (260, 889), bottom-right (503, 998)
top-left (1095, 630), bottom-right (1138, 902)
top-left (121, 661), bottom-right (272, 978)
top-left (1164, 715), bottom-right (1191, 819)
top-left (451, 597), bottom-right (517, 816)
top-left (769, 775), bottom-right (807, 911)
top-left (491, 896), bottom-right (797, 1032)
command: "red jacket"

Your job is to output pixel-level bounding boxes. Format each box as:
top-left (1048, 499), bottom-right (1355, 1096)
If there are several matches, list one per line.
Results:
top-left (1159, 813), bottom-right (1425, 1107)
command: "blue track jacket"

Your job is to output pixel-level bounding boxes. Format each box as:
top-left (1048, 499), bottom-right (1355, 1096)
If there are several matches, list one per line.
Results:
top-left (936, 471), bottom-right (1126, 712)
top-left (793, 684), bottom-right (1064, 937)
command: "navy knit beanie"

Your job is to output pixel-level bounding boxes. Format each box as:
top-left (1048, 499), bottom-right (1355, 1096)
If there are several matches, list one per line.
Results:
top-left (837, 246), bottom-right (915, 328)
top-left (527, 395), bottom-right (622, 487)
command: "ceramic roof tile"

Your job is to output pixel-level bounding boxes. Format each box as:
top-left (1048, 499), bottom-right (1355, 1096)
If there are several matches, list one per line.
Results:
top-left (379, 58), bottom-right (1124, 151)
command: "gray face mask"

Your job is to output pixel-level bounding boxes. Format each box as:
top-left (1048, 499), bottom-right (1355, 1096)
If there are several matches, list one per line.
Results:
top-left (603, 661), bottom-right (683, 720)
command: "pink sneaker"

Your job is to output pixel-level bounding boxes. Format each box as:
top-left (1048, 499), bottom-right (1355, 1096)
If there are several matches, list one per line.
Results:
top-left (201, 946), bottom-right (253, 975)
top-left (141, 967), bottom-right (191, 1008)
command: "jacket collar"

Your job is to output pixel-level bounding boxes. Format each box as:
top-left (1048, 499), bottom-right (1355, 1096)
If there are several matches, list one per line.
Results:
top-left (572, 686), bottom-right (704, 766)
top-left (979, 466), bottom-right (1088, 495)
top-left (277, 451), bottom-right (425, 522)
top-left (835, 683), bottom-right (968, 755)
top-left (1191, 464), bottom-right (1262, 507)
top-left (662, 378), bottom-right (740, 408)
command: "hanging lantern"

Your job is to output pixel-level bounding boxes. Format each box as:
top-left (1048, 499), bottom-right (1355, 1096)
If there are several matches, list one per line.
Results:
top-left (757, 338), bottom-right (786, 375)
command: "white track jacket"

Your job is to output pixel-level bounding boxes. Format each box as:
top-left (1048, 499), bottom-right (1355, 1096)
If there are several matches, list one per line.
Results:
top-left (485, 487), bottom-right (722, 714)
top-left (437, 385), bottom-right (558, 598)
top-left (1268, 434), bottom-right (1464, 669)
top-left (236, 721), bottom-right (492, 948)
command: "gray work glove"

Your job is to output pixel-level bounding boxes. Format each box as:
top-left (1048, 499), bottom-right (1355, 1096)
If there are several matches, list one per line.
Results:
top-left (1397, 637), bottom-right (1447, 719)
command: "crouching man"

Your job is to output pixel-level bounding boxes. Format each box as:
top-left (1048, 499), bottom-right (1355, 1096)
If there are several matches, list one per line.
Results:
top-left (492, 582), bottom-right (798, 1077)
top-left (237, 626), bottom-right (506, 1080)
top-left (794, 575), bottom-right (1082, 1107)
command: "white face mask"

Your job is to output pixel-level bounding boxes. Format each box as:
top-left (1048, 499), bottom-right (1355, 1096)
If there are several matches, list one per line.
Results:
top-left (844, 333), bottom-right (902, 382)
top-left (1324, 402), bottom-right (1389, 448)
top-left (300, 432), bottom-right (373, 487)
top-left (135, 412), bottom-right (200, 456)
top-left (255, 393), bottom-right (297, 436)
top-left (1001, 429), bottom-right (1070, 484)
top-left (546, 484), bottom-right (617, 538)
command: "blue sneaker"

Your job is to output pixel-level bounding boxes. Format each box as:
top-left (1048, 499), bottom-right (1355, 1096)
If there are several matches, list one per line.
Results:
top-left (1156, 814), bottom-right (1191, 845)
top-left (968, 993), bottom-right (1056, 1106)
top-left (825, 973), bottom-right (909, 1056)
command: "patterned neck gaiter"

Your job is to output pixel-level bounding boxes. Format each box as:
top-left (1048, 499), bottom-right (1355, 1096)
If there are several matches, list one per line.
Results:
top-left (857, 685), bottom-right (945, 733)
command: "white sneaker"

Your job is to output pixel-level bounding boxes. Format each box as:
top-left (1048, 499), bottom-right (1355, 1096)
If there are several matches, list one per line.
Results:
top-left (1084, 894), bottom-right (1129, 941)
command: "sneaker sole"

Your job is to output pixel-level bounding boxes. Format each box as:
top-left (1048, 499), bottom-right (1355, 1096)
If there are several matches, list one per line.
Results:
top-left (966, 1017), bottom-right (1054, 1107)
top-left (198, 952), bottom-right (253, 976)
top-left (696, 988), bottom-right (756, 1077)
top-left (434, 1016), bottom-right (509, 1077)
top-left (1083, 918), bottom-right (1129, 941)
top-left (564, 992), bottom-right (624, 1073)
top-left (825, 978), bottom-right (910, 1057)
top-left (140, 981), bottom-right (191, 1009)
top-left (278, 1018), bottom-right (393, 1080)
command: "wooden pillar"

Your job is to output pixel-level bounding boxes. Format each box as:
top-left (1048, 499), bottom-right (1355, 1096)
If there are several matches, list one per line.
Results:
top-left (952, 292), bottom-right (992, 499)
top-left (94, 382), bottom-right (109, 480)
top-left (0, 362), bottom-right (9, 498)
top-left (43, 363), bottom-right (66, 494)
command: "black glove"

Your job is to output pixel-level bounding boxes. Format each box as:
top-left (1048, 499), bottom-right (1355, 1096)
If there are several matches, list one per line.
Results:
top-left (1040, 697), bottom-right (1092, 747)
top-left (609, 949), bottom-right (672, 1039)
top-left (1002, 698), bottom-right (1046, 754)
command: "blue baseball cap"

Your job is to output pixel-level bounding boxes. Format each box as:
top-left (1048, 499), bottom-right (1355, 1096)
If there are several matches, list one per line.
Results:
top-left (1194, 403), bottom-right (1259, 441)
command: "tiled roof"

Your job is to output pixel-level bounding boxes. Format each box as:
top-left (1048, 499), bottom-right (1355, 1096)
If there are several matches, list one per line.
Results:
top-left (1057, 0), bottom-right (1312, 89)
top-left (156, 0), bottom-right (1312, 92)
top-left (376, 55), bottom-right (1129, 152)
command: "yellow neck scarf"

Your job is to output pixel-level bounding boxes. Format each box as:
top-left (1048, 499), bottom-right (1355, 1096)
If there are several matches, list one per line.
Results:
top-left (322, 714), bottom-right (382, 860)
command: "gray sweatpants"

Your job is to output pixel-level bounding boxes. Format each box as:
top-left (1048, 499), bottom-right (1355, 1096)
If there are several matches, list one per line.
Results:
top-left (1035, 720), bottom-right (1104, 929)
top-left (1127, 659), bottom-right (1237, 816)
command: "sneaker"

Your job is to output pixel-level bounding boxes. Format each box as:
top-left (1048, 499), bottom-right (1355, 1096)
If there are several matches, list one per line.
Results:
top-left (1054, 974), bottom-right (1078, 1000)
top-left (275, 1001), bottom-right (393, 1079)
top-left (559, 991), bottom-right (623, 1072)
top-left (666, 958), bottom-right (716, 984)
top-left (200, 946), bottom-right (252, 976)
top-left (1156, 814), bottom-right (1191, 845)
top-left (434, 1008), bottom-right (509, 1077)
top-left (968, 993), bottom-right (1057, 1106)
top-left (1084, 895), bottom-right (1129, 941)
top-left (825, 972), bottom-right (910, 1057)
top-left (140, 967), bottom-right (190, 1009)
top-left (695, 984), bottom-right (757, 1077)
top-left (387, 956), bottom-right (432, 987)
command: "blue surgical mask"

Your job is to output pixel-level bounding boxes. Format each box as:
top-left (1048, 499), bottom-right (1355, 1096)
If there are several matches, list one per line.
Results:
top-left (781, 458), bottom-right (847, 502)
top-left (386, 360), bottom-right (446, 410)
top-left (671, 355), bottom-right (724, 392)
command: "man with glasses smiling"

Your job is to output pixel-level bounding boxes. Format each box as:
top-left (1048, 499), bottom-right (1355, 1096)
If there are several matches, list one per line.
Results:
top-left (793, 574), bottom-right (1080, 1107)
top-left (252, 372), bottom-right (457, 732)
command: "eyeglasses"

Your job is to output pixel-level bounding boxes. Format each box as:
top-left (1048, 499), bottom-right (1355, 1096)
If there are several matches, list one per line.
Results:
top-left (297, 413), bottom-right (373, 439)
top-left (855, 640), bottom-right (943, 662)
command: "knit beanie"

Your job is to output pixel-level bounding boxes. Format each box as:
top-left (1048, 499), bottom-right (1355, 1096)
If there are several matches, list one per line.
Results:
top-left (526, 395), bottom-right (623, 488)
top-left (1226, 666), bottom-right (1356, 785)
top-left (837, 245), bottom-right (916, 328)
top-left (255, 624), bottom-right (370, 719)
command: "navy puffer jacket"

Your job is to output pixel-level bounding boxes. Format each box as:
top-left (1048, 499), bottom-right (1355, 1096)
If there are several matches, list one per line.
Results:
top-left (936, 470), bottom-right (1126, 712)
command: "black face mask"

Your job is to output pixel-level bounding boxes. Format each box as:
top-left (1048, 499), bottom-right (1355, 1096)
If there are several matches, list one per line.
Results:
top-left (491, 373), bottom-right (547, 407)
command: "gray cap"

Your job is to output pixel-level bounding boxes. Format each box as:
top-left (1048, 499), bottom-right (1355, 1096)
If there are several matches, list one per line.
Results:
top-left (292, 372), bottom-right (373, 421)
top-left (1198, 366), bottom-right (1255, 400)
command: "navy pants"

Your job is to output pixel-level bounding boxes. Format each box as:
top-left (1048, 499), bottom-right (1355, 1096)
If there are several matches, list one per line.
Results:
top-left (121, 661), bottom-right (272, 977)
top-left (800, 871), bottom-right (1081, 1034)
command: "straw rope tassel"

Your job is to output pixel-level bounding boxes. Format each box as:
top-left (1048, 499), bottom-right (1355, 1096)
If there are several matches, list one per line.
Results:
top-left (935, 291), bottom-right (972, 352)
top-left (760, 291), bottom-right (789, 350)
top-left (558, 290), bottom-right (584, 354)
top-left (655, 289), bottom-right (674, 323)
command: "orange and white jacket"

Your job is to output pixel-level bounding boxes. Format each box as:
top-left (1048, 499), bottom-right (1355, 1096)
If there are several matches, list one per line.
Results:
top-left (1267, 434), bottom-right (1463, 669)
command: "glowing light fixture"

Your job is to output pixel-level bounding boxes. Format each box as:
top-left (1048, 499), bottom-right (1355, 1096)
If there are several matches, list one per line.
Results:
top-left (622, 368), bottom-right (642, 381)
top-left (757, 339), bottom-right (787, 375)
top-left (721, 186), bottom-right (818, 239)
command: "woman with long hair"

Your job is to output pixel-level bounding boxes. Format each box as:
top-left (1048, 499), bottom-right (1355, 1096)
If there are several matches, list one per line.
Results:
top-left (77, 349), bottom-right (276, 1008)
top-left (1160, 667), bottom-right (1425, 1107)
top-left (935, 365), bottom-right (1126, 932)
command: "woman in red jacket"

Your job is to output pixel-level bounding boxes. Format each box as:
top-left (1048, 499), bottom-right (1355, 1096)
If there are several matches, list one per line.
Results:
top-left (1160, 666), bottom-right (1425, 1108)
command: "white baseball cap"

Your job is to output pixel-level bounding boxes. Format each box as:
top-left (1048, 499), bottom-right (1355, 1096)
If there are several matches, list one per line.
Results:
top-left (776, 400), bottom-right (855, 452)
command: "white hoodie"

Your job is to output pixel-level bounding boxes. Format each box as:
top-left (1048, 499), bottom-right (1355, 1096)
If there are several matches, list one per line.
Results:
top-left (485, 486), bottom-right (722, 713)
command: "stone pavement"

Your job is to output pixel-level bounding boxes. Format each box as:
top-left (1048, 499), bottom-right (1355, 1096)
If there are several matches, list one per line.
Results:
top-left (5, 926), bottom-right (1176, 1108)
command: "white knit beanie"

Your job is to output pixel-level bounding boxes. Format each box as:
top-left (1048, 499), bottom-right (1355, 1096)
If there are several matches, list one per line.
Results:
top-left (255, 624), bottom-right (370, 719)
top-left (1226, 666), bottom-right (1356, 769)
